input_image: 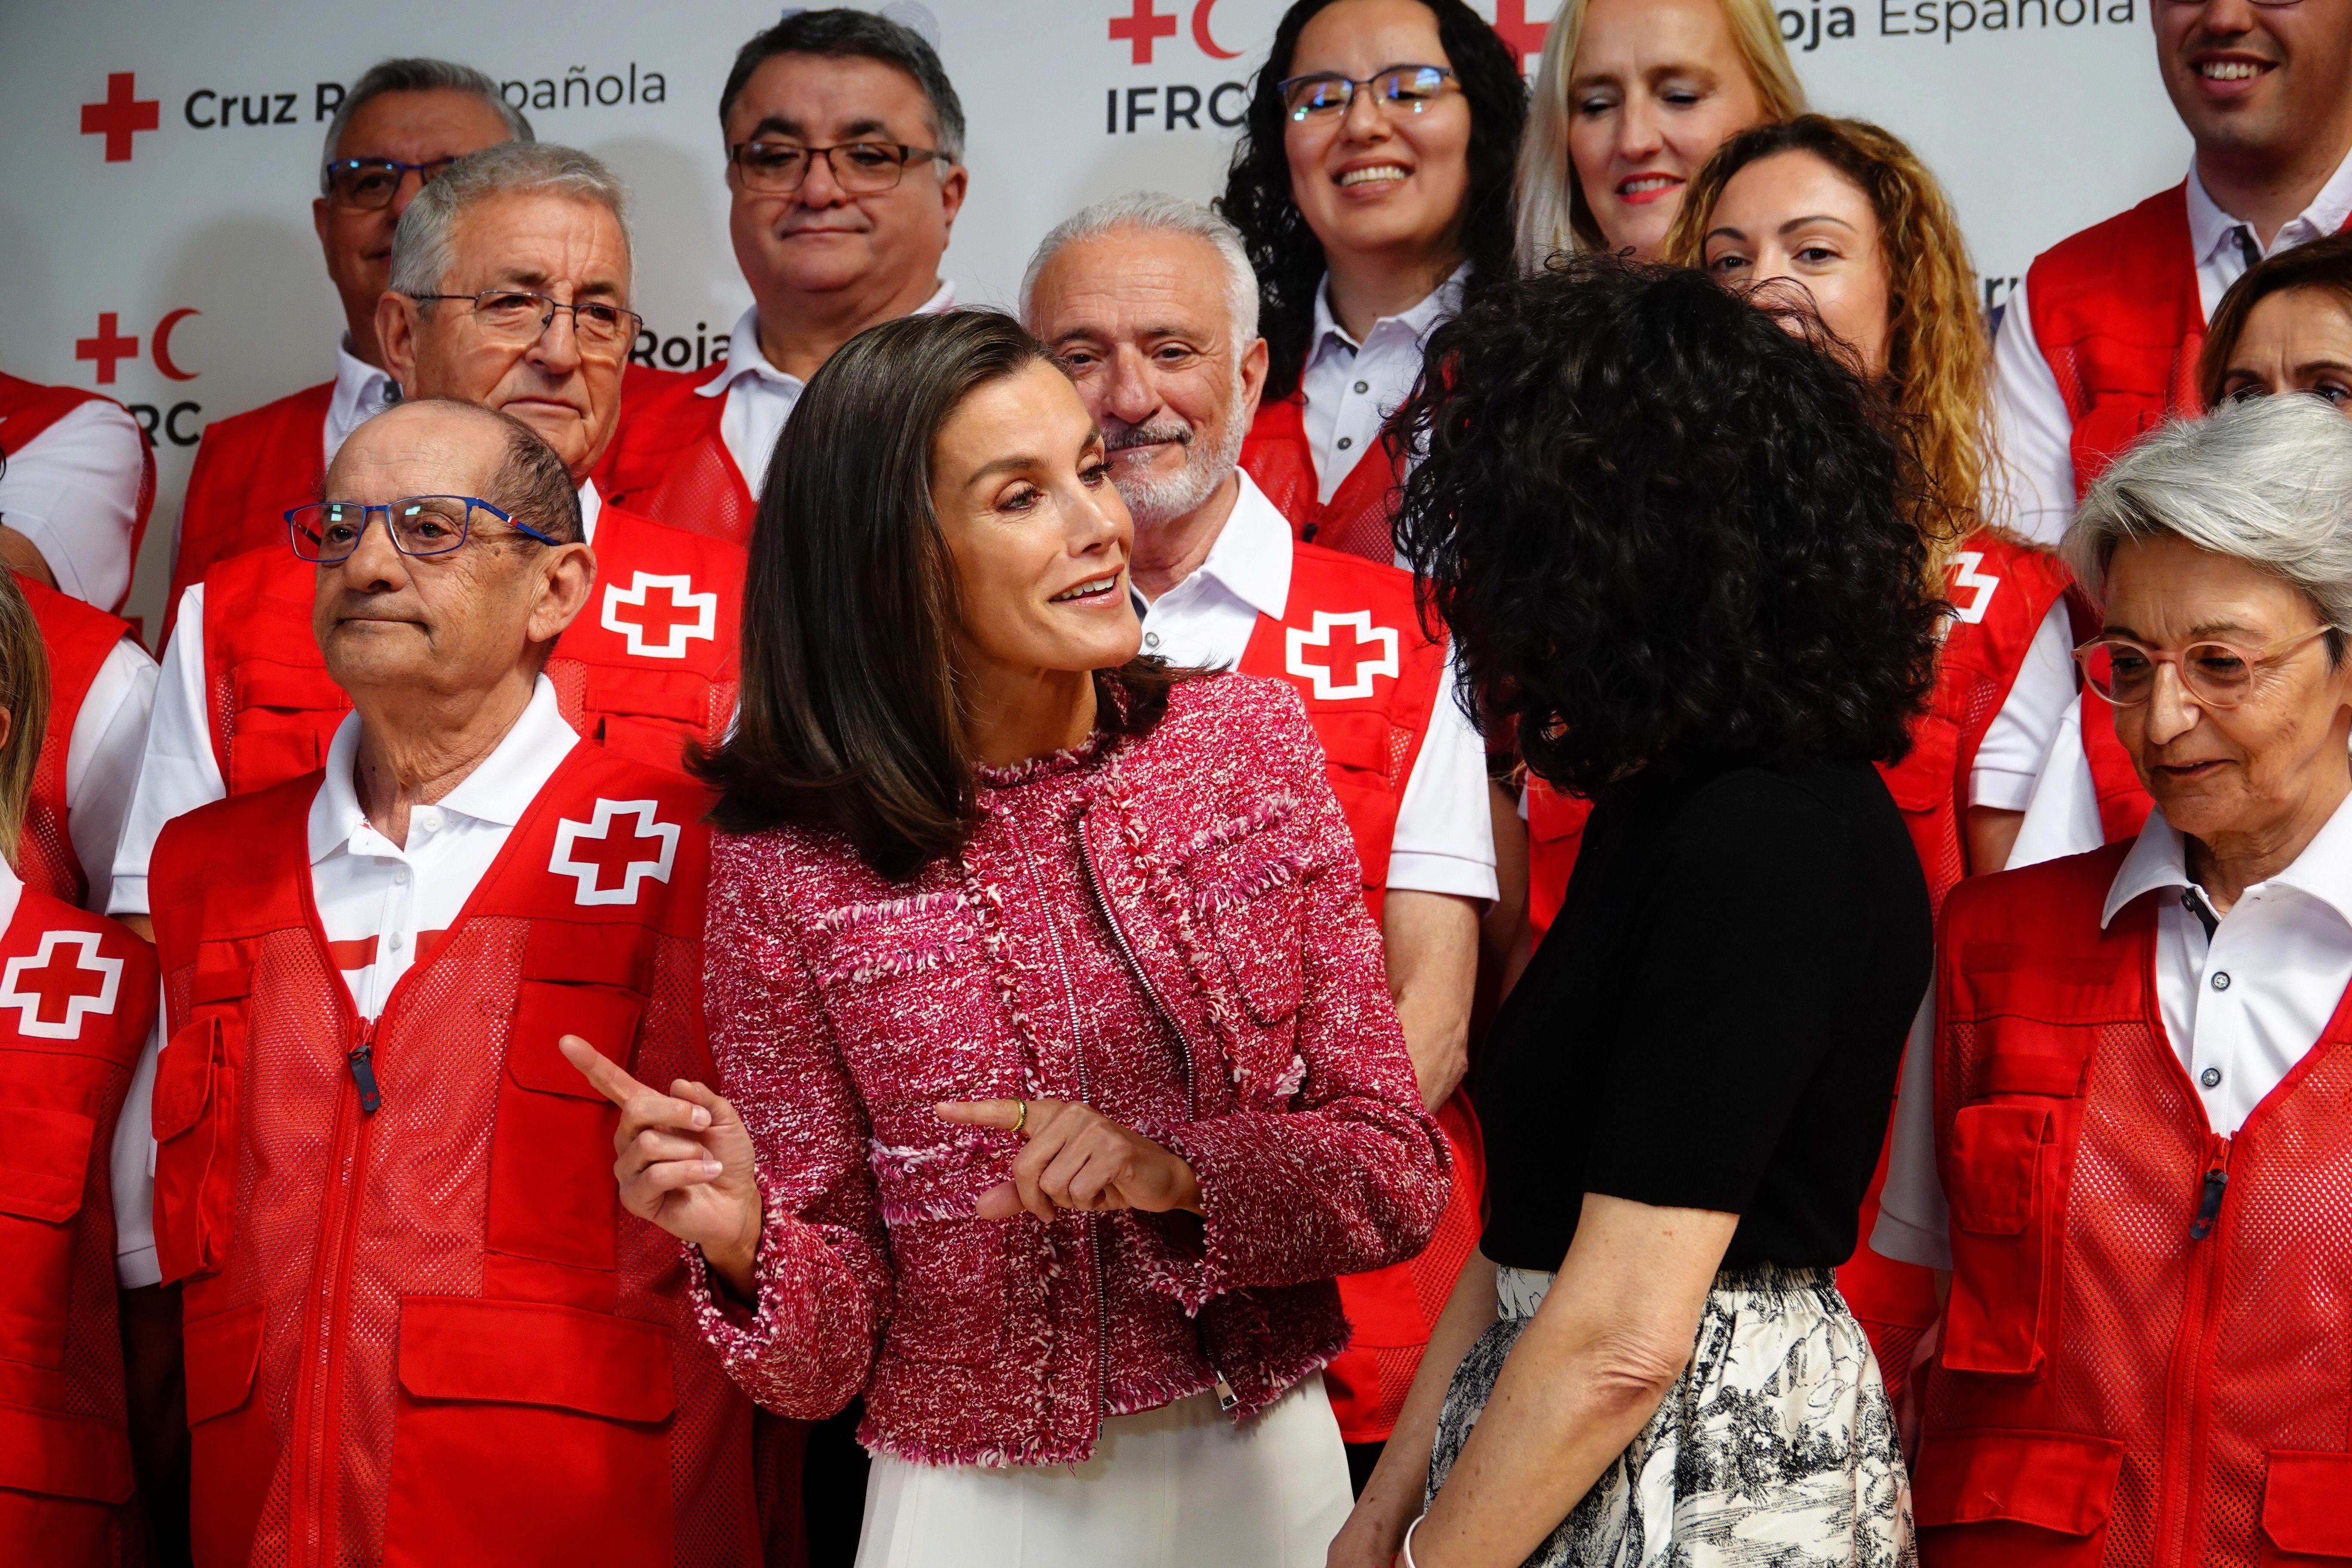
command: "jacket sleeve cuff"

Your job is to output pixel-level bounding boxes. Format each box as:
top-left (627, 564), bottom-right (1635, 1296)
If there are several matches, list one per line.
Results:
top-left (681, 1169), bottom-right (862, 1401)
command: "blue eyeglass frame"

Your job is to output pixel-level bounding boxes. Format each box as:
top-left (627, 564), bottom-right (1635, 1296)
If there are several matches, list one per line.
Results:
top-left (283, 495), bottom-right (562, 566)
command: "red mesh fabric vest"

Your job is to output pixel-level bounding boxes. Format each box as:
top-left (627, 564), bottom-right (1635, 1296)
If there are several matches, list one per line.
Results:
top-left (0, 887), bottom-right (159, 1563)
top-left (597, 364), bottom-right (753, 548)
top-left (1522, 780), bottom-right (1592, 948)
top-left (199, 505), bottom-right (743, 792)
top-left (1235, 542), bottom-right (1481, 1443)
top-left (0, 374), bottom-right (156, 618)
top-left (1240, 392), bottom-right (1408, 566)
top-left (147, 745), bottom-right (782, 1568)
top-left (18, 575), bottom-right (137, 910)
top-left (1914, 844), bottom-right (2352, 1568)
top-left (168, 382), bottom-right (335, 639)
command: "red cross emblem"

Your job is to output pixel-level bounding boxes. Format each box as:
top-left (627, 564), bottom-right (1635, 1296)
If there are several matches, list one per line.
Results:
top-left (81, 73), bottom-right (161, 163)
top-left (0, 931), bottom-right (124, 1040)
top-left (75, 313), bottom-right (139, 386)
top-left (1109, 0), bottom-right (1178, 64)
top-left (549, 799), bottom-right (680, 907)
top-left (1488, 0), bottom-right (1551, 60)
top-left (1285, 610), bottom-right (1400, 701)
top-left (1946, 549), bottom-right (2002, 626)
top-left (600, 571), bottom-right (717, 659)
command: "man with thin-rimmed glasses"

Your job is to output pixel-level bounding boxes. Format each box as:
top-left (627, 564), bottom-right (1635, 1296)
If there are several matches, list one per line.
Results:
top-left (597, 9), bottom-right (967, 548)
top-left (167, 58), bottom-right (528, 622)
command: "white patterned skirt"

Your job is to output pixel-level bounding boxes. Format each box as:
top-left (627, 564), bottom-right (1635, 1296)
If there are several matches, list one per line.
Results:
top-left (1427, 1262), bottom-right (1915, 1567)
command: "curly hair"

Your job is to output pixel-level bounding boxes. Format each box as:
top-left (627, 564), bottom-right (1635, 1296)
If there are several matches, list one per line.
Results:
top-left (1215, 0), bottom-right (1527, 404)
top-left (1391, 255), bottom-right (1945, 797)
top-left (1662, 116), bottom-right (1996, 586)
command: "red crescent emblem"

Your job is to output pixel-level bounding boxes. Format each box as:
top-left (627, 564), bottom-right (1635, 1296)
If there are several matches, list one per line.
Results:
top-left (152, 307), bottom-right (200, 381)
top-left (1192, 0), bottom-right (1241, 59)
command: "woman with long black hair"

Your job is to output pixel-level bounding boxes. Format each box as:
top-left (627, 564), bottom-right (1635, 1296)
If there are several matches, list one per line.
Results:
top-left (1331, 257), bottom-right (1936, 1566)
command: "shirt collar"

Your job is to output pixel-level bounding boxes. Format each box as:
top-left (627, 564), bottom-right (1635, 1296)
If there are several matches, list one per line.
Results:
top-left (325, 337), bottom-right (400, 457)
top-left (578, 478), bottom-right (602, 545)
top-left (307, 675), bottom-right (579, 864)
top-left (2185, 143), bottom-right (2352, 267)
top-left (2103, 792), bottom-right (2352, 931)
top-left (698, 281), bottom-right (959, 399)
top-left (1308, 261), bottom-right (1470, 358)
top-left (1186, 470), bottom-right (1295, 621)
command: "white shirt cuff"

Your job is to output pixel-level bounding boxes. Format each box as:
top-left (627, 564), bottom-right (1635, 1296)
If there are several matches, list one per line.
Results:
top-left (1386, 849), bottom-right (1500, 904)
top-left (106, 872), bottom-right (149, 919)
top-left (113, 1242), bottom-right (161, 1290)
top-left (1868, 1209), bottom-right (1952, 1273)
top-left (1966, 769), bottom-right (2039, 813)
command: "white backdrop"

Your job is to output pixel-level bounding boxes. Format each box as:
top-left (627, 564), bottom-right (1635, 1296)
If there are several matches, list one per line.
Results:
top-left (0, 0), bottom-right (2187, 636)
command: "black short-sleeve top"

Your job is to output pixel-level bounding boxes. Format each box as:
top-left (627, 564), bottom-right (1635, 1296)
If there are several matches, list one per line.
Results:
top-left (1478, 756), bottom-right (1932, 1274)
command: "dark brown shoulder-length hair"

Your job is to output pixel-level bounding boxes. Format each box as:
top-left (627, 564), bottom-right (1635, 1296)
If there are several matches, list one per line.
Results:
top-left (695, 310), bottom-right (1188, 879)
top-left (2197, 232), bottom-right (2352, 410)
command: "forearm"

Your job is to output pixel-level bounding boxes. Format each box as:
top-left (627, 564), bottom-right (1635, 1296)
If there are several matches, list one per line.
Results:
top-left (1338, 1250), bottom-right (1498, 1563)
top-left (1965, 805), bottom-right (2024, 876)
top-left (1383, 890), bottom-right (1479, 1110)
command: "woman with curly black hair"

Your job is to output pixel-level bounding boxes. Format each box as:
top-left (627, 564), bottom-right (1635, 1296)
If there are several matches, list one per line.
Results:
top-left (1219, 0), bottom-right (1524, 563)
top-left (1329, 255), bottom-right (1934, 1568)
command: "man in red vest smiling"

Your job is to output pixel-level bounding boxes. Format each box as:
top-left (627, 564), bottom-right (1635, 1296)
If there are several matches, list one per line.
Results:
top-left (123, 397), bottom-right (774, 1565)
top-left (110, 144), bottom-right (744, 935)
top-left (1022, 193), bottom-right (1494, 1487)
top-left (1994, 0), bottom-right (2352, 539)
top-left (165, 59), bottom-right (528, 625)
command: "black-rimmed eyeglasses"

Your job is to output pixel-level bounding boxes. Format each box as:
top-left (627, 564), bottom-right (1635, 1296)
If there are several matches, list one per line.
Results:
top-left (727, 139), bottom-right (949, 194)
top-left (286, 496), bottom-right (561, 565)
top-left (322, 157), bottom-right (461, 211)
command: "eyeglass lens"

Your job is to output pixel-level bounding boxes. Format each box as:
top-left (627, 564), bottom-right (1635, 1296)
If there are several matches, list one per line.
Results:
top-left (291, 497), bottom-right (480, 562)
top-left (469, 291), bottom-right (636, 353)
top-left (734, 142), bottom-right (914, 193)
top-left (2084, 641), bottom-right (2260, 706)
top-left (1285, 67), bottom-right (1451, 120)
top-left (329, 159), bottom-right (456, 210)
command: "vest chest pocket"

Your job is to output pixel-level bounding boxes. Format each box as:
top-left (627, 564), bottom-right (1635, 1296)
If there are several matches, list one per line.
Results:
top-left (225, 669), bottom-right (348, 796)
top-left (0, 1103), bottom-right (97, 1367)
top-left (152, 968), bottom-right (250, 1283)
top-left (1943, 1101), bottom-right (2062, 1377)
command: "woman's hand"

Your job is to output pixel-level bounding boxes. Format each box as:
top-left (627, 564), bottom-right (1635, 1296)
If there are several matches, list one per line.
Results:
top-left (562, 1036), bottom-right (763, 1298)
top-left (936, 1098), bottom-right (1204, 1221)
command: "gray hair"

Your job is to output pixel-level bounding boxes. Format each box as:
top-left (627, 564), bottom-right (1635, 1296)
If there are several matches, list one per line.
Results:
top-left (321, 58), bottom-right (532, 189)
top-left (2065, 393), bottom-right (2352, 639)
top-left (389, 143), bottom-right (635, 306)
top-left (1019, 192), bottom-right (1260, 349)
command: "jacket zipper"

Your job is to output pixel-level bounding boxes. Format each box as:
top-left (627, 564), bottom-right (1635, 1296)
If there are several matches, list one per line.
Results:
top-left (293, 1014), bottom-right (382, 1565)
top-left (2155, 1132), bottom-right (2231, 1568)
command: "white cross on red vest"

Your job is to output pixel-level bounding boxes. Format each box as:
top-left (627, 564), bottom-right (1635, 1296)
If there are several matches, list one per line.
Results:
top-left (0, 931), bottom-right (124, 1039)
top-left (600, 571), bottom-right (717, 659)
top-left (549, 799), bottom-right (680, 906)
top-left (1285, 610), bottom-right (1400, 701)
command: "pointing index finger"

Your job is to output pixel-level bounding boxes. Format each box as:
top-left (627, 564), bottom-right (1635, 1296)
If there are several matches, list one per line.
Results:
top-left (560, 1034), bottom-right (649, 1109)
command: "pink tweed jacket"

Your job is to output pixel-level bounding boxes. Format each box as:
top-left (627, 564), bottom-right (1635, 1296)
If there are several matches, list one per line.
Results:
top-left (690, 673), bottom-right (1450, 1467)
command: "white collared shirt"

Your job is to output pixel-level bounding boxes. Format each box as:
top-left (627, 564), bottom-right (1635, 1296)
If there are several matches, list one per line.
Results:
top-left (1989, 147), bottom-right (2352, 544)
top-left (107, 482), bottom-right (602, 919)
top-left (1133, 471), bottom-right (1497, 903)
top-left (0, 398), bottom-right (145, 613)
top-left (702, 283), bottom-right (957, 499)
top-left (1299, 266), bottom-right (1465, 503)
top-left (324, 337), bottom-right (401, 468)
top-left (1874, 794), bottom-right (2352, 1270)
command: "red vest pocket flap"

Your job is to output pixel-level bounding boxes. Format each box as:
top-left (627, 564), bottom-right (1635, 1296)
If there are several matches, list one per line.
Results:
top-left (184, 1302), bottom-right (265, 1427)
top-left (522, 920), bottom-right (652, 989)
top-left (2263, 1451), bottom-right (2352, 1556)
top-left (189, 964), bottom-right (252, 1006)
top-left (1915, 1428), bottom-right (2123, 1534)
top-left (0, 1402), bottom-right (133, 1503)
top-left (151, 1019), bottom-right (221, 1142)
top-left (1308, 710), bottom-right (1395, 775)
top-left (0, 1106), bottom-right (95, 1222)
top-left (1954, 943), bottom-right (2138, 1024)
top-left (1947, 1103), bottom-right (2050, 1235)
top-left (397, 1296), bottom-right (674, 1421)
top-left (585, 666), bottom-right (709, 725)
top-left (234, 668), bottom-right (343, 713)
top-left (509, 979), bottom-right (643, 1098)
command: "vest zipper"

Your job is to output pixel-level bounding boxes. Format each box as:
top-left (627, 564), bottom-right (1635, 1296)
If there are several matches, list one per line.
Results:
top-left (293, 1013), bottom-right (384, 1565)
top-left (347, 1019), bottom-right (383, 1115)
top-left (2155, 1132), bottom-right (2232, 1568)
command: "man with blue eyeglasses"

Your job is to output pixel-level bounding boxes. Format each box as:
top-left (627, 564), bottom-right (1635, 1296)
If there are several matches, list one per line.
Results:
top-left (167, 58), bottom-right (528, 622)
top-left (115, 395), bottom-right (778, 1563)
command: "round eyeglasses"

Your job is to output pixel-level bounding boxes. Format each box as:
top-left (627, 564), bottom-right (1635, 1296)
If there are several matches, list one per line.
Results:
top-left (1276, 64), bottom-right (1458, 122)
top-left (287, 496), bottom-right (560, 565)
top-left (2074, 625), bottom-right (2334, 708)
top-left (727, 140), bottom-right (948, 194)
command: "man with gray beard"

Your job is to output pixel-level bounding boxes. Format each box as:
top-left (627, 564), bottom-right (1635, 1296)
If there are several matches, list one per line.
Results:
top-left (1021, 193), bottom-right (1497, 1484)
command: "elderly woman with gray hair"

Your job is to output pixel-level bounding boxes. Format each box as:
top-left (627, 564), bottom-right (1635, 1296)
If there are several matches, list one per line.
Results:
top-left (1887, 392), bottom-right (2352, 1565)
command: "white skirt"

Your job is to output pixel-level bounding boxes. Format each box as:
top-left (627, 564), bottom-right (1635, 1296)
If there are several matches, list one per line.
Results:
top-left (854, 1377), bottom-right (1353, 1568)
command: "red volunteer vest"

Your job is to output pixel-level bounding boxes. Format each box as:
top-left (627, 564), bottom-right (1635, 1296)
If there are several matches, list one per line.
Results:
top-left (0, 374), bottom-right (156, 617)
top-left (0, 888), bottom-right (159, 1564)
top-left (168, 381), bottom-right (335, 635)
top-left (597, 364), bottom-right (753, 548)
top-left (1235, 540), bottom-right (1481, 1443)
top-left (147, 744), bottom-right (780, 1568)
top-left (1916, 845), bottom-right (2352, 1568)
top-left (1522, 780), bottom-right (1592, 947)
top-left (1240, 392), bottom-right (1408, 566)
top-left (197, 503), bottom-right (744, 792)
top-left (18, 576), bottom-right (139, 909)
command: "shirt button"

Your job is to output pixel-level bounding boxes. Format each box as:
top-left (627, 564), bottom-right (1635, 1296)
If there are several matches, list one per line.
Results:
top-left (2212, 971), bottom-right (2232, 991)
top-left (389, 931), bottom-right (405, 952)
top-left (394, 868), bottom-right (411, 886)
top-left (1354, 380), bottom-right (1370, 394)
top-left (2200, 1066), bottom-right (2223, 1089)
top-left (1143, 631), bottom-right (1161, 649)
top-left (1337, 436), bottom-right (1354, 451)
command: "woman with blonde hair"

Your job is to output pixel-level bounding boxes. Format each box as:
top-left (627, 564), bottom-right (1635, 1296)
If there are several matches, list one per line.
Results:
top-left (1666, 113), bottom-right (2112, 1412)
top-left (1516, 0), bottom-right (1802, 266)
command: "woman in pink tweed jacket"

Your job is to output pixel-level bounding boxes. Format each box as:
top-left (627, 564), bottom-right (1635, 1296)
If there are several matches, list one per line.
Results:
top-left (564, 312), bottom-right (1448, 1563)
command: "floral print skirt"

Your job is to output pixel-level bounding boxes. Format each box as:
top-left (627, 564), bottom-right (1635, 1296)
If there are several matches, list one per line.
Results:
top-left (1427, 1262), bottom-right (1915, 1567)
